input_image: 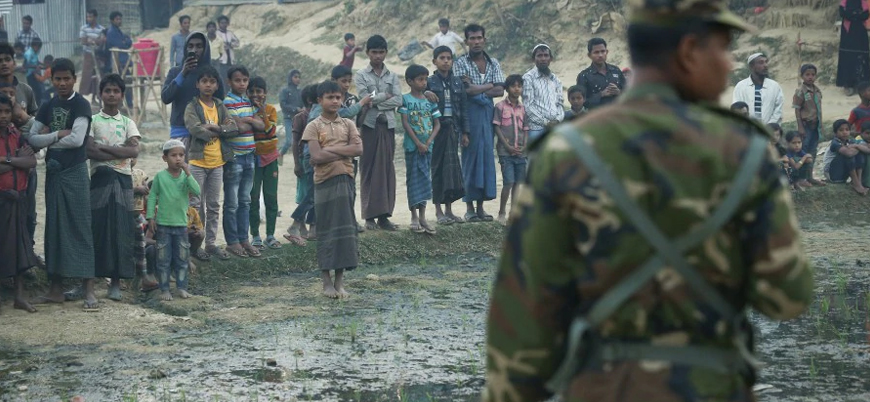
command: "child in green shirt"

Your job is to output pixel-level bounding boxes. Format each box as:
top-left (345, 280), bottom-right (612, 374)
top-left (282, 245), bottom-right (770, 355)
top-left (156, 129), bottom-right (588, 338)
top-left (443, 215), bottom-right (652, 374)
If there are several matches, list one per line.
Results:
top-left (146, 139), bottom-right (201, 301)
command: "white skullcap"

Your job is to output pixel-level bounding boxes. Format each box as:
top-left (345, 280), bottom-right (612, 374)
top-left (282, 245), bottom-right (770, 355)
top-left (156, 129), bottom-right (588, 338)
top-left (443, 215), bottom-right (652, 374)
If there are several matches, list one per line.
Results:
top-left (163, 139), bottom-right (186, 152)
top-left (747, 53), bottom-right (765, 65)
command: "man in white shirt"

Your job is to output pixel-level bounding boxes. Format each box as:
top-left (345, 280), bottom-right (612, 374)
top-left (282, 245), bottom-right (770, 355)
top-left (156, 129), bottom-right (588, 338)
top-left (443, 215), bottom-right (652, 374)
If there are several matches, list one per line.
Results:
top-left (421, 18), bottom-right (466, 55)
top-left (732, 53), bottom-right (783, 124)
top-left (522, 44), bottom-right (564, 141)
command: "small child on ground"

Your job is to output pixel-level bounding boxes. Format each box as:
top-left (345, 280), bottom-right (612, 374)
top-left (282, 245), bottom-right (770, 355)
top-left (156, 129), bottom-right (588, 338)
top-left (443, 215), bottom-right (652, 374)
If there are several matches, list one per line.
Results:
top-left (493, 74), bottom-right (529, 225)
top-left (848, 82), bottom-right (870, 132)
top-left (285, 85), bottom-right (318, 246)
top-left (730, 101), bottom-right (749, 117)
top-left (793, 63), bottom-right (825, 186)
top-left (146, 140), bottom-right (202, 301)
top-left (185, 64), bottom-right (238, 261)
top-left (854, 121), bottom-right (870, 188)
top-left (564, 85), bottom-right (587, 121)
top-left (784, 131), bottom-right (814, 190)
top-left (823, 119), bottom-right (868, 195)
top-left (303, 81), bottom-right (363, 299)
top-left (400, 65), bottom-right (441, 234)
top-left (247, 76), bottom-right (282, 249)
top-left (767, 123), bottom-right (791, 186)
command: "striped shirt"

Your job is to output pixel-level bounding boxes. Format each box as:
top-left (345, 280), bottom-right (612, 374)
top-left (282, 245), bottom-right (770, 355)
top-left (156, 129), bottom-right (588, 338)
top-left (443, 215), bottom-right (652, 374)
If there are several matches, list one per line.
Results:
top-left (521, 67), bottom-right (565, 130)
top-left (16, 29), bottom-right (39, 50)
top-left (223, 92), bottom-right (255, 155)
top-left (452, 51), bottom-right (505, 87)
top-left (79, 23), bottom-right (104, 53)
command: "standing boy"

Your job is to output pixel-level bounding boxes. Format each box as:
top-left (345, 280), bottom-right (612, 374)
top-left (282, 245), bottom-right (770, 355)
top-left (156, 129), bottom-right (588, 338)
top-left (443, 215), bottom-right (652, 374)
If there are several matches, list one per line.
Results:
top-left (303, 81), bottom-right (362, 299)
top-left (563, 85), bottom-right (587, 120)
top-left (147, 140), bottom-right (201, 301)
top-left (23, 37), bottom-right (42, 106)
top-left (184, 64), bottom-right (238, 261)
top-left (400, 65), bottom-right (441, 234)
top-left (279, 69), bottom-right (302, 154)
top-left (206, 22), bottom-right (224, 68)
top-left (106, 11), bottom-right (134, 108)
top-left (421, 18), bottom-right (466, 55)
top-left (355, 35), bottom-right (404, 231)
top-left (285, 85), bottom-right (317, 245)
top-left (248, 76), bottom-right (281, 249)
top-left (339, 33), bottom-right (363, 69)
top-left (793, 63), bottom-right (825, 186)
top-left (452, 24), bottom-right (504, 222)
top-left (216, 16), bottom-right (240, 79)
top-left (427, 46), bottom-right (467, 225)
top-left (170, 15), bottom-right (192, 67)
top-left (0, 94), bottom-right (38, 313)
top-left (86, 74), bottom-right (141, 301)
top-left (27, 58), bottom-right (98, 311)
top-left (223, 66), bottom-right (262, 258)
top-left (79, 9), bottom-right (104, 102)
top-left (162, 31), bottom-right (225, 154)
top-left (493, 75), bottom-right (528, 225)
top-left (332, 65), bottom-right (372, 231)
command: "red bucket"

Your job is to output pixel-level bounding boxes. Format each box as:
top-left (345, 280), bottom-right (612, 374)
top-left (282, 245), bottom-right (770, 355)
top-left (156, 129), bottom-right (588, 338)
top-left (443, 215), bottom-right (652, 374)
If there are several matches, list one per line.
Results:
top-left (133, 39), bottom-right (160, 77)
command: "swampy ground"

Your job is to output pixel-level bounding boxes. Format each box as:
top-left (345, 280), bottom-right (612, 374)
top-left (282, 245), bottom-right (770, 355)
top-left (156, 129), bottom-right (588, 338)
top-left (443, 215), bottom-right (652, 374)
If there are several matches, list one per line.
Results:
top-left (1, 184), bottom-right (869, 401)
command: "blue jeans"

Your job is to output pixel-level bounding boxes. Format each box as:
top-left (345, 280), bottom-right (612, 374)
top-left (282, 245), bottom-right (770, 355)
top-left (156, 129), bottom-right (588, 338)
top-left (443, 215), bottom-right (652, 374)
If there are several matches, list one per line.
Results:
top-left (499, 155), bottom-right (528, 185)
top-left (156, 225), bottom-right (189, 292)
top-left (223, 153), bottom-right (255, 245)
top-left (528, 128), bottom-right (546, 142)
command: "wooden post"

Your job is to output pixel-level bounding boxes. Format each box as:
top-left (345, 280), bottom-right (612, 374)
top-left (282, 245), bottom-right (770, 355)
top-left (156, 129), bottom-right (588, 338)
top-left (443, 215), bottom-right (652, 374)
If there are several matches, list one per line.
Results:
top-left (109, 46), bottom-right (168, 126)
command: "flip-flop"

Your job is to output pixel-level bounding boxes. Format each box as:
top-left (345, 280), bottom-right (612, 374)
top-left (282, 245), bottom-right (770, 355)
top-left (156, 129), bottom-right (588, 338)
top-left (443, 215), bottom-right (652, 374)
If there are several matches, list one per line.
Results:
top-left (437, 216), bottom-right (454, 225)
top-left (283, 233), bottom-right (308, 246)
top-left (378, 220), bottom-right (399, 231)
top-left (421, 222), bottom-right (437, 235)
top-left (451, 215), bottom-right (466, 224)
top-left (242, 245), bottom-right (262, 257)
top-left (193, 249), bottom-right (211, 262)
top-left (206, 245), bottom-right (231, 260)
top-left (365, 221), bottom-right (379, 231)
top-left (410, 222), bottom-right (426, 233)
top-left (479, 213), bottom-right (494, 222)
top-left (464, 212), bottom-right (481, 223)
top-left (265, 238), bottom-right (282, 249)
top-left (227, 247), bottom-right (248, 258)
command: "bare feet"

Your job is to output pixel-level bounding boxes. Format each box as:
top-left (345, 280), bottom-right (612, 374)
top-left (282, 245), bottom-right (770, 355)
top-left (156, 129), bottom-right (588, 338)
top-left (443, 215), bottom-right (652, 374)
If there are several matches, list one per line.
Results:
top-left (336, 286), bottom-right (349, 299)
top-left (322, 285), bottom-right (339, 299)
top-left (31, 294), bottom-right (64, 305)
top-left (410, 218), bottom-right (424, 233)
top-left (178, 289), bottom-right (191, 299)
top-left (306, 225), bottom-right (318, 240)
top-left (497, 213), bottom-right (507, 225)
top-left (852, 183), bottom-right (869, 195)
top-left (808, 178), bottom-right (826, 186)
top-left (300, 224), bottom-right (310, 238)
top-left (13, 298), bottom-right (36, 313)
top-left (107, 284), bottom-right (122, 301)
top-left (796, 180), bottom-right (813, 188)
top-left (161, 291), bottom-right (173, 301)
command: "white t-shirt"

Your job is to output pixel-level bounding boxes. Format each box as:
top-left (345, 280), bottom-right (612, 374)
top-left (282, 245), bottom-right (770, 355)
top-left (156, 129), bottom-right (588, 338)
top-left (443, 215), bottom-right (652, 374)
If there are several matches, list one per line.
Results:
top-left (429, 30), bottom-right (465, 54)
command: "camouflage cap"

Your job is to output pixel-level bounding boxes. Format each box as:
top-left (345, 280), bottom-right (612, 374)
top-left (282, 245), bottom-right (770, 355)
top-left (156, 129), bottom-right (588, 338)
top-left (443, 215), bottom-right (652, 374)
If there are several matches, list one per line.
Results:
top-left (627, 0), bottom-right (758, 33)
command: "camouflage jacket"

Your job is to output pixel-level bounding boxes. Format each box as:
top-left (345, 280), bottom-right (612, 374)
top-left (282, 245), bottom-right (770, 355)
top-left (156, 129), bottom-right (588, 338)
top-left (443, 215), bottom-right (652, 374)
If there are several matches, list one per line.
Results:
top-left (485, 83), bottom-right (813, 402)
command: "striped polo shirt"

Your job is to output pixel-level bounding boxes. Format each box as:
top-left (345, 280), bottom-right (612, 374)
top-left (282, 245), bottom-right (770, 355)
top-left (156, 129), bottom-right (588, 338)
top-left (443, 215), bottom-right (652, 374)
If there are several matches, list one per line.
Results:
top-left (223, 92), bottom-right (256, 155)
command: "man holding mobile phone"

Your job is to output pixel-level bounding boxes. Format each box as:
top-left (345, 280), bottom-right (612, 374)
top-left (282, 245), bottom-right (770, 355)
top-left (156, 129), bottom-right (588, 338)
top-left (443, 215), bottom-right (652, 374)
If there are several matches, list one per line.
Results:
top-left (162, 31), bottom-right (225, 158)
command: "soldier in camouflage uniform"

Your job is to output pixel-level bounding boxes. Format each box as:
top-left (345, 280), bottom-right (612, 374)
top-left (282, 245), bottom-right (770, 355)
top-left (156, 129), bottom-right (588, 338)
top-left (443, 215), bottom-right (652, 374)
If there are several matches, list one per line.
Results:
top-left (484, 0), bottom-right (814, 400)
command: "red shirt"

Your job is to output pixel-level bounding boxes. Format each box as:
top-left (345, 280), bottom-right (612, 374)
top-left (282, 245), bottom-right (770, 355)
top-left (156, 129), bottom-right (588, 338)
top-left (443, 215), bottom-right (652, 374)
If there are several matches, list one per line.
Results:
top-left (339, 44), bottom-right (356, 69)
top-left (0, 124), bottom-right (27, 192)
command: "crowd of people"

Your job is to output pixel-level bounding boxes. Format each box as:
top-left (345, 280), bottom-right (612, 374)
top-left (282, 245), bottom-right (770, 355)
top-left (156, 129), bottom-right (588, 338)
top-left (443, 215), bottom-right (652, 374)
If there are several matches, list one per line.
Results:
top-left (1, 7), bottom-right (860, 310)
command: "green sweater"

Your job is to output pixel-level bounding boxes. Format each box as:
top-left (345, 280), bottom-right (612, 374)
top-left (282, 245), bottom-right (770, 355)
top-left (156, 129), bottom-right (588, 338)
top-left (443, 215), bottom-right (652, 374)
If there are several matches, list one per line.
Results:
top-left (146, 169), bottom-right (201, 227)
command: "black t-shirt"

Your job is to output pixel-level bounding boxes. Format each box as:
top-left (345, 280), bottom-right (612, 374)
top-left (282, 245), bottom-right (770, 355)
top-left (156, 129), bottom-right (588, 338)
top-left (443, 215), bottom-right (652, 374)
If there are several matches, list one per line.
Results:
top-left (36, 92), bottom-right (92, 169)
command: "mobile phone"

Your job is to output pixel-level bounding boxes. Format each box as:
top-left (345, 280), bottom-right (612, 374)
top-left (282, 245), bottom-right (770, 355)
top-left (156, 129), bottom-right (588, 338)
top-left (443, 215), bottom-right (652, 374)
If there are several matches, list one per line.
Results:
top-left (187, 51), bottom-right (196, 60)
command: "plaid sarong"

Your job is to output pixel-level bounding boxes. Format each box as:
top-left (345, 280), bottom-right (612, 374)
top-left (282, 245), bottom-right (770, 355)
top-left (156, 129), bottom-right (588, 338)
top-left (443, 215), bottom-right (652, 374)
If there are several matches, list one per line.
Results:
top-left (91, 166), bottom-right (136, 279)
top-left (405, 151), bottom-right (432, 209)
top-left (431, 118), bottom-right (464, 204)
top-left (314, 174), bottom-right (358, 271)
top-left (0, 193), bottom-right (37, 278)
top-left (44, 161), bottom-right (94, 278)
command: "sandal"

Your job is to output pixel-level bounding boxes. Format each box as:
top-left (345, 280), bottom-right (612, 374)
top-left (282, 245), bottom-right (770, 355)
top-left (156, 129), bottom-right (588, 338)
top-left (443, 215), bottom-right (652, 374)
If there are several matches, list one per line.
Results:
top-left (365, 221), bottom-right (379, 231)
top-left (450, 215), bottom-right (465, 224)
top-left (478, 212), bottom-right (494, 222)
top-left (227, 246), bottom-right (248, 258)
top-left (265, 237), bottom-right (282, 249)
top-left (283, 233), bottom-right (308, 246)
top-left (193, 249), bottom-right (211, 262)
top-left (437, 216), bottom-right (454, 225)
top-left (378, 219), bottom-right (399, 231)
top-left (251, 237), bottom-right (264, 250)
top-left (464, 212), bottom-right (481, 223)
top-left (82, 299), bottom-right (101, 312)
top-left (206, 245), bottom-right (231, 260)
top-left (242, 244), bottom-right (262, 258)
top-left (410, 222), bottom-right (426, 233)
top-left (421, 222), bottom-right (437, 235)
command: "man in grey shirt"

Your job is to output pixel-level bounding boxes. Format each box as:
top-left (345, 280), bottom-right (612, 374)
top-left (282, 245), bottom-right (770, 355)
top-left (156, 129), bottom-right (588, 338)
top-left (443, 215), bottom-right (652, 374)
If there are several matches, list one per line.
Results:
top-left (354, 34), bottom-right (403, 231)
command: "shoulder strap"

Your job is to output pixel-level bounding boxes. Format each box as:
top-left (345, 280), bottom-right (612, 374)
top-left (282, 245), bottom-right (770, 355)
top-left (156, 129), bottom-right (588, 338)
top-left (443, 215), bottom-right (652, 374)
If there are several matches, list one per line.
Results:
top-left (558, 125), bottom-right (768, 324)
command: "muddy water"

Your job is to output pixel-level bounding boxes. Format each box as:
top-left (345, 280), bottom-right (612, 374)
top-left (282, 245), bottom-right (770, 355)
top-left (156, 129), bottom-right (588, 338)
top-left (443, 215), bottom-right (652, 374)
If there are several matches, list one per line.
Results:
top-left (0, 255), bottom-right (492, 401)
top-left (3, 220), bottom-right (870, 401)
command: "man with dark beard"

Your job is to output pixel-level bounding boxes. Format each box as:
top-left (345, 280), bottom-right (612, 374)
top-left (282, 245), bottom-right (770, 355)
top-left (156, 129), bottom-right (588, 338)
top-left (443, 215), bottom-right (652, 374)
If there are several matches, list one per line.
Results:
top-left (522, 44), bottom-right (564, 142)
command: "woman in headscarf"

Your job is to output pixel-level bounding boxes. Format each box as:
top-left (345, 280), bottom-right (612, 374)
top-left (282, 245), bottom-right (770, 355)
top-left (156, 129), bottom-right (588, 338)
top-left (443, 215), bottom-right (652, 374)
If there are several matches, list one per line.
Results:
top-left (837, 0), bottom-right (870, 95)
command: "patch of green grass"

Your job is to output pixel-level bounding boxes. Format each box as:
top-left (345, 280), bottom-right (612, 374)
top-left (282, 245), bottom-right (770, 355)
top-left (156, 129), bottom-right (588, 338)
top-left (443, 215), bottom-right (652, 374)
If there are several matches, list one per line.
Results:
top-left (317, 12), bottom-right (342, 30)
top-left (260, 12), bottom-right (287, 36)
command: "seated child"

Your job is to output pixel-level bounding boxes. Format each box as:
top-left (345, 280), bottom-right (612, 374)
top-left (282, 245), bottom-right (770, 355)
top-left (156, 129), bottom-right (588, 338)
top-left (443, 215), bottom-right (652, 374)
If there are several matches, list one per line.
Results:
top-left (564, 85), bottom-right (587, 121)
top-left (854, 121), bottom-right (870, 188)
top-left (730, 101), bottom-right (749, 117)
top-left (767, 123), bottom-right (790, 185)
top-left (823, 119), bottom-right (868, 195)
top-left (784, 131), bottom-right (814, 190)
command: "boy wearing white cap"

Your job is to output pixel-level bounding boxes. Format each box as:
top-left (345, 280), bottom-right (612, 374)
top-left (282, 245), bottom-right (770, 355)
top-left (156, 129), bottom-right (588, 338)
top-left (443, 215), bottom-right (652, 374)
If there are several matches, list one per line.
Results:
top-left (732, 53), bottom-right (784, 124)
top-left (146, 139), bottom-right (201, 301)
top-left (522, 43), bottom-right (564, 141)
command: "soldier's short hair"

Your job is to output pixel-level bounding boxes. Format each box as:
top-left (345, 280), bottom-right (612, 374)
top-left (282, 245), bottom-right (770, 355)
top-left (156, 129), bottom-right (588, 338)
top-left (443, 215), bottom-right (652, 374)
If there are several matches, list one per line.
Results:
top-left (628, 21), bottom-right (728, 68)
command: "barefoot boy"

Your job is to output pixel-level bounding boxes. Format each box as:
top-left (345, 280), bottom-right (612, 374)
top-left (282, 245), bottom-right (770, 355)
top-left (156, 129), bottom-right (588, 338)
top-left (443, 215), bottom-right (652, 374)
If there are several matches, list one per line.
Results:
top-left (303, 81), bottom-right (362, 299)
top-left (400, 65), bottom-right (441, 234)
top-left (86, 73), bottom-right (141, 301)
top-left (493, 74), bottom-right (528, 225)
top-left (793, 63), bottom-right (825, 186)
top-left (286, 85), bottom-right (317, 245)
top-left (27, 58), bottom-right (98, 311)
top-left (824, 119), bottom-right (868, 194)
top-left (0, 94), bottom-right (38, 313)
top-left (784, 131), bottom-right (814, 189)
top-left (147, 140), bottom-right (201, 301)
